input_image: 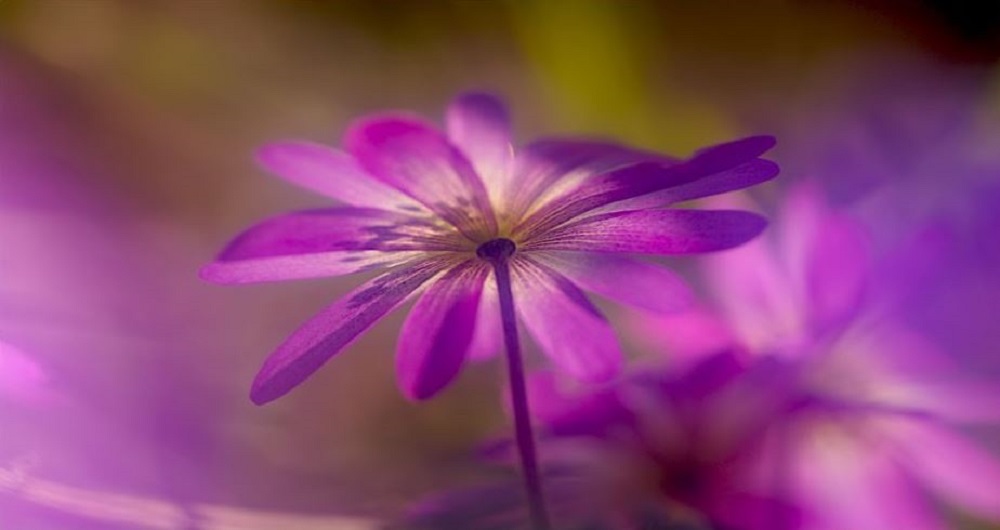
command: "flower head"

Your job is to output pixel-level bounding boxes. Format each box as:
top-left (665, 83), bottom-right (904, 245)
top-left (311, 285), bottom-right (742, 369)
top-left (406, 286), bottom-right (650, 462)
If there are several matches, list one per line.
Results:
top-left (636, 184), bottom-right (1000, 528)
top-left (515, 352), bottom-right (800, 530)
top-left (202, 93), bottom-right (777, 404)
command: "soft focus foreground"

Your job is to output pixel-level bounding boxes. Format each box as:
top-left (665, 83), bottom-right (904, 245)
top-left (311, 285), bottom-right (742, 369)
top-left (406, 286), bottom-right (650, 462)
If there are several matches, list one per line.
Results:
top-left (1, 2), bottom-right (998, 529)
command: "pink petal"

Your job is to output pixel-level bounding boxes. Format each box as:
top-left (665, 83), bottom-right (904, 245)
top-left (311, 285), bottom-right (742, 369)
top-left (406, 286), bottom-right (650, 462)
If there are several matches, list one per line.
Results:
top-left (691, 135), bottom-right (776, 171)
top-left (200, 208), bottom-right (454, 284)
top-left (515, 162), bottom-right (701, 239)
top-left (512, 258), bottom-right (622, 383)
top-left (600, 135), bottom-right (777, 215)
top-left (467, 271), bottom-right (502, 361)
top-left (200, 250), bottom-right (421, 284)
top-left (250, 258), bottom-right (454, 404)
top-left (847, 325), bottom-right (1000, 423)
top-left (626, 307), bottom-right (738, 361)
top-left (532, 251), bottom-right (695, 313)
top-left (514, 136), bottom-right (776, 238)
top-left (509, 139), bottom-right (665, 218)
top-left (794, 435), bottom-right (945, 530)
top-left (397, 261), bottom-right (488, 400)
top-left (597, 158), bottom-right (780, 213)
top-left (523, 369), bottom-right (628, 437)
top-left (780, 183), bottom-right (870, 333)
top-left (900, 380), bottom-right (1000, 423)
top-left (524, 209), bottom-right (767, 254)
top-left (445, 93), bottom-right (513, 206)
top-left (703, 228), bottom-right (805, 352)
top-left (885, 418), bottom-right (1000, 519)
top-left (255, 141), bottom-right (426, 211)
top-left (345, 115), bottom-right (497, 239)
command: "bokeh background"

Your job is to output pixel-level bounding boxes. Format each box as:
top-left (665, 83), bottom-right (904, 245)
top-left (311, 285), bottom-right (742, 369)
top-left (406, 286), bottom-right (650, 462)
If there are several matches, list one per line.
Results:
top-left (1, 1), bottom-right (998, 529)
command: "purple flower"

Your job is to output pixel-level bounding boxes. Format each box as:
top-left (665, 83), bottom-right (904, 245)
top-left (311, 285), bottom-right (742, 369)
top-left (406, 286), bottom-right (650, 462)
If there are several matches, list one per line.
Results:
top-left (636, 184), bottom-right (1000, 529)
top-left (202, 93), bottom-right (777, 404)
top-left (513, 352), bottom-right (800, 530)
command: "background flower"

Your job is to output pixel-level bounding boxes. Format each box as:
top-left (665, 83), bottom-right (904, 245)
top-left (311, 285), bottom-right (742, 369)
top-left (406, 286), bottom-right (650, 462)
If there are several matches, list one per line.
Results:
top-left (393, 351), bottom-right (800, 530)
top-left (631, 184), bottom-right (1000, 529)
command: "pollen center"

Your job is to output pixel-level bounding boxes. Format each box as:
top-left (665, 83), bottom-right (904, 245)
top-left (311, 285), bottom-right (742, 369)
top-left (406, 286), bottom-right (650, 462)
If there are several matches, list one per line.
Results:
top-left (476, 238), bottom-right (516, 262)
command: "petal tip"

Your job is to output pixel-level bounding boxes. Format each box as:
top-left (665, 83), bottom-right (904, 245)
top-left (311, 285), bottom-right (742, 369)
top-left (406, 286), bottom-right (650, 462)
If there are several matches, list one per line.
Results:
top-left (758, 158), bottom-right (781, 179)
top-left (249, 386), bottom-right (277, 406)
top-left (749, 134), bottom-right (777, 151)
top-left (398, 362), bottom-right (456, 401)
top-left (735, 211), bottom-right (769, 246)
top-left (253, 140), bottom-right (324, 175)
top-left (250, 370), bottom-right (294, 406)
top-left (448, 91), bottom-right (509, 116)
top-left (400, 384), bottom-right (440, 402)
top-left (253, 141), bottom-right (288, 163)
top-left (454, 91), bottom-right (505, 103)
top-left (198, 263), bottom-right (228, 284)
top-left (199, 261), bottom-right (262, 285)
top-left (695, 135), bottom-right (779, 169)
top-left (345, 113), bottom-right (431, 146)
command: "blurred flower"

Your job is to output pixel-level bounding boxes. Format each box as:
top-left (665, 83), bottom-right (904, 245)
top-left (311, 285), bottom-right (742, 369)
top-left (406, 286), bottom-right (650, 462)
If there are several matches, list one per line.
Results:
top-left (636, 184), bottom-right (1000, 529)
top-left (528, 352), bottom-right (800, 530)
top-left (396, 352), bottom-right (799, 530)
top-left (760, 54), bottom-right (1000, 375)
top-left (203, 92), bottom-right (778, 404)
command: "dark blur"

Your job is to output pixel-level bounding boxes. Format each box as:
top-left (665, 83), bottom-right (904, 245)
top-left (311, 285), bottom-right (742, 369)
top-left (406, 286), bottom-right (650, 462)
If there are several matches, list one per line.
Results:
top-left (1, 1), bottom-right (998, 529)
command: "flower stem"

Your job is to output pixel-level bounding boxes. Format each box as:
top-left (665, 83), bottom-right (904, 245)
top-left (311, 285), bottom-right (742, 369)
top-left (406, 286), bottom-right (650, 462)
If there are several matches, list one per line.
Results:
top-left (488, 250), bottom-right (551, 530)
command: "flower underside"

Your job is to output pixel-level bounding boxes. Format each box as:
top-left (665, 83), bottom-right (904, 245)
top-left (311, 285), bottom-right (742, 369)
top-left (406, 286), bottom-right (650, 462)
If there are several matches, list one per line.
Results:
top-left (201, 92), bottom-right (779, 405)
top-left (477, 238), bottom-right (517, 263)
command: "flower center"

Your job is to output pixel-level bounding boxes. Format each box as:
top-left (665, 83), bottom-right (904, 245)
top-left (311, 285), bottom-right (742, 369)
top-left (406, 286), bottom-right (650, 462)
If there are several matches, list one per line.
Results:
top-left (476, 238), bottom-right (516, 262)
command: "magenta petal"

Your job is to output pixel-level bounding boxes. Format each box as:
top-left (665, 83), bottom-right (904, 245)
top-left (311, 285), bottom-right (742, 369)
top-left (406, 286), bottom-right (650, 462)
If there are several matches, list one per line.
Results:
top-left (703, 227), bottom-right (802, 350)
top-left (509, 139), bottom-right (667, 216)
top-left (515, 136), bottom-right (777, 237)
top-left (214, 208), bottom-right (446, 257)
top-left (467, 272), bottom-right (502, 361)
top-left (200, 208), bottom-right (452, 284)
top-left (445, 93), bottom-right (513, 203)
top-left (525, 209), bottom-right (768, 254)
top-left (781, 184), bottom-right (870, 332)
top-left (901, 380), bottom-right (1000, 423)
top-left (796, 439), bottom-right (944, 530)
top-left (533, 251), bottom-right (695, 313)
top-left (887, 419), bottom-right (1000, 519)
top-left (250, 258), bottom-right (453, 404)
top-left (397, 261), bottom-right (488, 400)
top-left (599, 158), bottom-right (780, 212)
top-left (691, 135), bottom-right (776, 173)
top-left (512, 258), bottom-right (622, 382)
top-left (627, 307), bottom-right (738, 361)
top-left (803, 214), bottom-right (869, 332)
top-left (200, 250), bottom-right (423, 284)
top-left (515, 162), bottom-right (700, 238)
top-left (255, 141), bottom-right (425, 211)
top-left (345, 115), bottom-right (497, 238)
top-left (524, 370), bottom-right (630, 438)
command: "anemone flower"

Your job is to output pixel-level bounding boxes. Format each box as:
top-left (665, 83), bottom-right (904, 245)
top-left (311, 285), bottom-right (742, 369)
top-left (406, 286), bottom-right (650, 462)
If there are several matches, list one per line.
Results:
top-left (202, 92), bottom-right (777, 528)
top-left (637, 184), bottom-right (1000, 529)
top-left (395, 352), bottom-right (798, 530)
top-left (521, 351), bottom-right (799, 530)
